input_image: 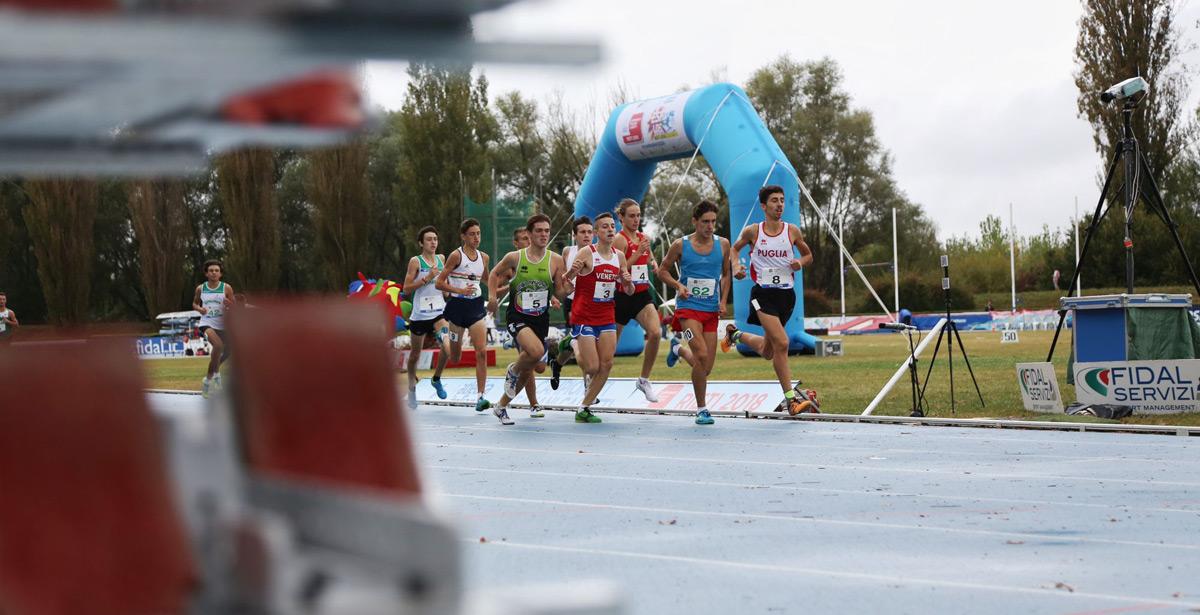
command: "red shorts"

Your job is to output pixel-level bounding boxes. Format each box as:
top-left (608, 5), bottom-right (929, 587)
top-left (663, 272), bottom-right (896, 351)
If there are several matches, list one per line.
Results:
top-left (671, 308), bottom-right (719, 333)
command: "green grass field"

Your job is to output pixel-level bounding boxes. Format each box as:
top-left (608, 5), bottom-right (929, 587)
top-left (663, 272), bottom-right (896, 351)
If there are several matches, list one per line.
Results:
top-left (145, 329), bottom-right (1200, 426)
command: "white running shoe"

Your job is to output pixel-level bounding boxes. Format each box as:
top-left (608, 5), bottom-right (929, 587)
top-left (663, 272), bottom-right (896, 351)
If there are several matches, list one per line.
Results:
top-left (503, 362), bottom-right (520, 398)
top-left (201, 377), bottom-right (211, 399)
top-left (406, 388), bottom-right (418, 409)
top-left (529, 405), bottom-right (545, 418)
top-left (211, 374), bottom-right (223, 393)
top-left (636, 377), bottom-right (658, 402)
top-left (493, 406), bottom-right (515, 425)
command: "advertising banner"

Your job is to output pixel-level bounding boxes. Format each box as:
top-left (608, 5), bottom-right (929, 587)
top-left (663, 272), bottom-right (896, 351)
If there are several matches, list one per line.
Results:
top-left (615, 91), bottom-right (696, 161)
top-left (415, 376), bottom-right (787, 415)
top-left (1074, 359), bottom-right (1200, 414)
top-left (137, 337), bottom-right (188, 359)
top-left (1014, 362), bottom-right (1063, 413)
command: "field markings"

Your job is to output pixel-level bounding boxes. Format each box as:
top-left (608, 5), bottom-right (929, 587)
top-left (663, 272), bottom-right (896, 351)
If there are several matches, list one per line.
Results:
top-left (466, 539), bottom-right (1200, 610)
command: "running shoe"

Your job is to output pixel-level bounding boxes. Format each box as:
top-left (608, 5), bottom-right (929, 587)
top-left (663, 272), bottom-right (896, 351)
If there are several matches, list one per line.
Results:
top-left (720, 324), bottom-right (739, 353)
top-left (493, 406), bottom-right (515, 425)
top-left (636, 377), bottom-right (659, 402)
top-left (575, 407), bottom-right (602, 423)
top-left (695, 409), bottom-right (715, 425)
top-left (212, 374), bottom-right (223, 392)
top-left (529, 405), bottom-right (546, 418)
top-left (503, 362), bottom-right (520, 398)
top-left (406, 388), bottom-right (418, 409)
top-left (431, 377), bottom-right (448, 400)
top-left (557, 333), bottom-right (573, 355)
top-left (475, 397), bottom-right (491, 412)
top-left (201, 377), bottom-right (211, 399)
top-left (787, 396), bottom-right (815, 416)
top-left (549, 358), bottom-right (563, 390)
top-left (666, 336), bottom-right (681, 368)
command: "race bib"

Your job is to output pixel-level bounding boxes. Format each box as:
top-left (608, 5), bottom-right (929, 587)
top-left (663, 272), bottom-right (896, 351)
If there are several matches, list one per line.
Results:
top-left (593, 281), bottom-right (616, 302)
top-left (520, 290), bottom-right (549, 314)
top-left (631, 264), bottom-right (650, 285)
top-left (687, 277), bottom-right (717, 299)
top-left (451, 274), bottom-right (480, 298)
top-left (759, 266), bottom-right (792, 289)
top-left (419, 294), bottom-right (446, 313)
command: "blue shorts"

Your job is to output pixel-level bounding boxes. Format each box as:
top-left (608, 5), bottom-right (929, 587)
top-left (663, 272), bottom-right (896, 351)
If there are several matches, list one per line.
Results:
top-left (571, 323), bottom-right (617, 338)
top-left (444, 297), bottom-right (486, 329)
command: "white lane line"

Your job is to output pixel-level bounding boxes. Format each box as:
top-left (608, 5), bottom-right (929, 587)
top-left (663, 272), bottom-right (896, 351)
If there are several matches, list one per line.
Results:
top-left (429, 464), bottom-right (1200, 516)
top-left (412, 408), bottom-right (1200, 450)
top-left (422, 442), bottom-right (1200, 488)
top-left (466, 539), bottom-right (1200, 609)
top-left (446, 493), bottom-right (1200, 552)
top-left (415, 423), bottom-right (1199, 465)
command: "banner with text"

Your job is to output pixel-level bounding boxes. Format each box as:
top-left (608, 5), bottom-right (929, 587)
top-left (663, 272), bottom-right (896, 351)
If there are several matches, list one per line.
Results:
top-left (1074, 359), bottom-right (1200, 414)
top-left (1015, 362), bottom-right (1063, 413)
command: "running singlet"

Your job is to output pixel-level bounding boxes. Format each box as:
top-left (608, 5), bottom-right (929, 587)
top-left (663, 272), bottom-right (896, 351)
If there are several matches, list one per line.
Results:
top-left (749, 222), bottom-right (794, 290)
top-left (198, 282), bottom-right (226, 329)
top-left (621, 230), bottom-right (652, 292)
top-left (448, 247), bottom-right (484, 299)
top-left (0, 309), bottom-right (8, 333)
top-left (563, 245), bottom-right (580, 300)
top-left (411, 254), bottom-right (447, 320)
top-left (570, 248), bottom-right (621, 326)
top-left (509, 248), bottom-right (552, 316)
top-left (677, 235), bottom-right (723, 313)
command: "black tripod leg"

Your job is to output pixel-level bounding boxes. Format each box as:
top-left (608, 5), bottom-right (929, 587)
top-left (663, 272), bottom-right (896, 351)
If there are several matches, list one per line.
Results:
top-left (1047, 151), bottom-right (1123, 362)
top-left (950, 322), bottom-right (986, 407)
top-left (1138, 153), bottom-right (1200, 298)
top-left (919, 325), bottom-right (946, 406)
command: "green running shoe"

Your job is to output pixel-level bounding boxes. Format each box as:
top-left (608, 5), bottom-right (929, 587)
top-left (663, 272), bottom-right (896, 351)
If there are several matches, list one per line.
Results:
top-left (574, 407), bottom-right (602, 423)
top-left (475, 397), bottom-right (491, 412)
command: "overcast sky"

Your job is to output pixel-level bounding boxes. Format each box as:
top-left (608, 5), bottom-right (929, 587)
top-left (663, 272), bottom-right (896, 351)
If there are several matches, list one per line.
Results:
top-left (366, 0), bottom-right (1200, 241)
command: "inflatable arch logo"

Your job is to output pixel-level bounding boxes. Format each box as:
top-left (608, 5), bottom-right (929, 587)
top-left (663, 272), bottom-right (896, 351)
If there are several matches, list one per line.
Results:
top-left (574, 83), bottom-right (817, 355)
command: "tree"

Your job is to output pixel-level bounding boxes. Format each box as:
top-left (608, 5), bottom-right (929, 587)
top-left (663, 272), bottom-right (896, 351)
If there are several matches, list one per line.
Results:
top-left (744, 56), bottom-right (940, 294)
top-left (216, 148), bottom-right (281, 292)
top-left (396, 63), bottom-right (498, 259)
top-left (307, 141), bottom-right (371, 290)
top-left (23, 179), bottom-right (99, 325)
top-left (127, 181), bottom-right (192, 317)
top-left (1074, 0), bottom-right (1195, 287)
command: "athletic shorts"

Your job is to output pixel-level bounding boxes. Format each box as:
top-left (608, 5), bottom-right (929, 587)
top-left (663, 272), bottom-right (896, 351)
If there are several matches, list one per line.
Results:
top-left (671, 308), bottom-right (719, 333)
top-left (506, 310), bottom-right (550, 346)
top-left (562, 297), bottom-right (573, 329)
top-left (407, 317), bottom-right (442, 337)
top-left (443, 297), bottom-right (486, 329)
top-left (571, 323), bottom-right (617, 338)
top-left (199, 326), bottom-right (225, 339)
top-left (747, 285), bottom-right (796, 326)
top-left (615, 289), bottom-right (654, 325)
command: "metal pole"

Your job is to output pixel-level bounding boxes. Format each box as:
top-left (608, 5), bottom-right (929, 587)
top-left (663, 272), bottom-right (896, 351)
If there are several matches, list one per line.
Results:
top-left (892, 207), bottom-right (899, 314)
top-left (1009, 203), bottom-right (1017, 313)
top-left (839, 215), bottom-right (846, 323)
top-left (1080, 194), bottom-right (1089, 295)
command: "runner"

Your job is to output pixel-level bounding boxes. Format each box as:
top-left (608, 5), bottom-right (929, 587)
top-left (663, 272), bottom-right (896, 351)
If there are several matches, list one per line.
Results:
top-left (611, 199), bottom-right (660, 402)
top-left (549, 216), bottom-right (593, 390)
top-left (192, 259), bottom-right (234, 399)
top-left (501, 224), bottom-right (551, 414)
top-left (436, 218), bottom-right (492, 413)
top-left (656, 200), bottom-right (731, 425)
top-left (562, 212), bottom-right (635, 424)
top-left (0, 291), bottom-right (17, 344)
top-left (727, 185), bottom-right (817, 415)
top-left (401, 225), bottom-right (452, 408)
top-left (486, 214), bottom-right (568, 425)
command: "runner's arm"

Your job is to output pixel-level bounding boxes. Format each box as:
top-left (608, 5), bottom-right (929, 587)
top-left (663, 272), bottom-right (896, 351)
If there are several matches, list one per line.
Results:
top-left (617, 252), bottom-right (635, 295)
top-left (3, 309), bottom-right (16, 327)
top-left (402, 257), bottom-right (428, 294)
top-left (487, 252), bottom-right (517, 312)
top-left (192, 286), bottom-right (205, 315)
top-left (434, 251), bottom-right (466, 294)
top-left (655, 239), bottom-right (685, 295)
top-left (719, 237), bottom-right (732, 316)
top-left (730, 225), bottom-right (755, 279)
top-left (790, 226), bottom-right (813, 270)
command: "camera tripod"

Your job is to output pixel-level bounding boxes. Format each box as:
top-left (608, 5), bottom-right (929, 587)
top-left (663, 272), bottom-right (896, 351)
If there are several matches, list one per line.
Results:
top-left (916, 256), bottom-right (985, 416)
top-left (1047, 96), bottom-right (1200, 361)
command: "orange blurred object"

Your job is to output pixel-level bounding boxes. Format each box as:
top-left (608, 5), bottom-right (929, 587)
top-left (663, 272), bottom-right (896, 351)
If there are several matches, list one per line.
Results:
top-left (221, 70), bottom-right (364, 128)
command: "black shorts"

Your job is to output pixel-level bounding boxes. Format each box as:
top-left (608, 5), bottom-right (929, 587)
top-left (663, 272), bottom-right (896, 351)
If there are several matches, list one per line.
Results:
top-left (407, 317), bottom-right (442, 337)
top-left (198, 326), bottom-right (225, 339)
top-left (506, 310), bottom-right (550, 348)
top-left (444, 297), bottom-right (486, 329)
top-left (747, 285), bottom-right (796, 326)
top-left (562, 296), bottom-right (573, 329)
top-left (615, 289), bottom-right (654, 325)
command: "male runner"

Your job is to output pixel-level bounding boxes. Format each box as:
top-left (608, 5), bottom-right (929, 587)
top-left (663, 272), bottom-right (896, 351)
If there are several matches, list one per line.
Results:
top-left (436, 218), bottom-right (492, 412)
top-left (562, 212), bottom-right (635, 424)
top-left (503, 224), bottom-right (551, 413)
top-left (727, 185), bottom-right (817, 415)
top-left (657, 200), bottom-right (731, 425)
top-left (0, 291), bottom-right (17, 344)
top-left (192, 259), bottom-right (234, 398)
top-left (402, 225), bottom-right (452, 408)
top-left (549, 216), bottom-right (593, 390)
top-left (611, 199), bottom-right (660, 402)
top-left (487, 214), bottom-right (568, 425)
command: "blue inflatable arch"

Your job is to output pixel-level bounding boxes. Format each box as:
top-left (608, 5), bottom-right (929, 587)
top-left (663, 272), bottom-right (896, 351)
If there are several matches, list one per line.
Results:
top-left (573, 82), bottom-right (818, 354)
